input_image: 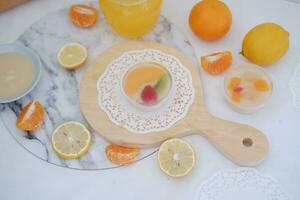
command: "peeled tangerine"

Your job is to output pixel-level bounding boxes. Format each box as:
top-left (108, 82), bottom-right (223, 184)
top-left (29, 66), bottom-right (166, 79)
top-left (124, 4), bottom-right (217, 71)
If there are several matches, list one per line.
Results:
top-left (201, 51), bottom-right (232, 75)
top-left (242, 23), bottom-right (289, 66)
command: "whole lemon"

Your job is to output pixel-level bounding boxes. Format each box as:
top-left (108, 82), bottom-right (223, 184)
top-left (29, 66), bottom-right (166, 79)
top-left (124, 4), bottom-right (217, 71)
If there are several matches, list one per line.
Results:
top-left (242, 23), bottom-right (289, 66)
top-left (189, 0), bottom-right (232, 41)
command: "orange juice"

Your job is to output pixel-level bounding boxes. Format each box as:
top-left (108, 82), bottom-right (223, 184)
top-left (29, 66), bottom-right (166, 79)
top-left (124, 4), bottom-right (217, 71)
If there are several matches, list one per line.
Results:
top-left (99, 0), bottom-right (162, 38)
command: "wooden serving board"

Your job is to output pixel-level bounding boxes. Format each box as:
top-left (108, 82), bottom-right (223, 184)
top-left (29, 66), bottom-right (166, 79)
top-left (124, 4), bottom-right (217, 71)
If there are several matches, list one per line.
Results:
top-left (80, 40), bottom-right (269, 166)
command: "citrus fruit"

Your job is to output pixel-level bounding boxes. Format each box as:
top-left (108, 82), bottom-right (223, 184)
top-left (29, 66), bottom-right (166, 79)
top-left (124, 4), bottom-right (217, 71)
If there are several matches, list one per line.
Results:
top-left (241, 23), bottom-right (289, 66)
top-left (189, 0), bottom-right (232, 41)
top-left (254, 79), bottom-right (269, 91)
top-left (201, 51), bottom-right (232, 75)
top-left (51, 121), bottom-right (92, 160)
top-left (16, 100), bottom-right (44, 131)
top-left (158, 138), bottom-right (195, 177)
top-left (69, 4), bottom-right (98, 28)
top-left (57, 43), bottom-right (88, 69)
top-left (105, 144), bottom-right (140, 165)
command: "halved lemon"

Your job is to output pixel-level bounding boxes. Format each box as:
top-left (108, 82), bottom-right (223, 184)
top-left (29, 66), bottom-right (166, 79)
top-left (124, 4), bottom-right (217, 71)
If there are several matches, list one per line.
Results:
top-left (158, 138), bottom-right (195, 177)
top-left (51, 121), bottom-right (92, 159)
top-left (57, 43), bottom-right (88, 69)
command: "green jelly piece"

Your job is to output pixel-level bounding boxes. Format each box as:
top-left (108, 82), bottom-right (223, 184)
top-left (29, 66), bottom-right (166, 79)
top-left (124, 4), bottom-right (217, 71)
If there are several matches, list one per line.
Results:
top-left (155, 74), bottom-right (171, 93)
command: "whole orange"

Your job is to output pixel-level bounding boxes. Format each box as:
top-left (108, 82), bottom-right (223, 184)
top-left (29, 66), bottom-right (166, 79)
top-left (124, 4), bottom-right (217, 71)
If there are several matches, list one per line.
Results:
top-left (189, 0), bottom-right (232, 41)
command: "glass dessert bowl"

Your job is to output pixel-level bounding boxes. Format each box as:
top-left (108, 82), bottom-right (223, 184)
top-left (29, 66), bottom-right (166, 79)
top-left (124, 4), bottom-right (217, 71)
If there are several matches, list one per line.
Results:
top-left (224, 64), bottom-right (272, 114)
top-left (122, 62), bottom-right (172, 111)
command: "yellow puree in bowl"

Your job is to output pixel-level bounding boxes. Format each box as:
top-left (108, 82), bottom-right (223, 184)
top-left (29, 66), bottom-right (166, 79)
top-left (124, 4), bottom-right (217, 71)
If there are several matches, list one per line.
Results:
top-left (0, 52), bottom-right (35, 98)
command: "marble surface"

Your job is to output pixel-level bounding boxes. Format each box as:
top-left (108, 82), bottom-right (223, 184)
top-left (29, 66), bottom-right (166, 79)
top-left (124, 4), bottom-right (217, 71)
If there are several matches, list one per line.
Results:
top-left (0, 2), bottom-right (197, 169)
top-left (289, 63), bottom-right (300, 111)
top-left (0, 0), bottom-right (300, 200)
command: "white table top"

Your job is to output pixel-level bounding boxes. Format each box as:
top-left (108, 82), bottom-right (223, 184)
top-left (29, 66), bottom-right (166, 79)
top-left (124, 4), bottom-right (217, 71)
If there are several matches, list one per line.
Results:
top-left (0, 0), bottom-right (299, 199)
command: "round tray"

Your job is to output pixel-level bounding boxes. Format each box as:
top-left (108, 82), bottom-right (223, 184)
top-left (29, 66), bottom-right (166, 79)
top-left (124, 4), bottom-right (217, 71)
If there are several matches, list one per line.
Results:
top-left (0, 2), bottom-right (198, 170)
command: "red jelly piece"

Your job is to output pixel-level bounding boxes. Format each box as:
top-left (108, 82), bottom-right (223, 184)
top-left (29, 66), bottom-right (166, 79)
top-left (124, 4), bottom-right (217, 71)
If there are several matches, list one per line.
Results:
top-left (233, 87), bottom-right (243, 93)
top-left (141, 85), bottom-right (157, 105)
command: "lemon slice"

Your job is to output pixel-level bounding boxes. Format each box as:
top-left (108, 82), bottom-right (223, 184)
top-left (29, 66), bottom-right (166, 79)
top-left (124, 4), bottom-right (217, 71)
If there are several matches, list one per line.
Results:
top-left (158, 138), bottom-right (195, 177)
top-left (57, 43), bottom-right (88, 69)
top-left (51, 121), bottom-right (92, 159)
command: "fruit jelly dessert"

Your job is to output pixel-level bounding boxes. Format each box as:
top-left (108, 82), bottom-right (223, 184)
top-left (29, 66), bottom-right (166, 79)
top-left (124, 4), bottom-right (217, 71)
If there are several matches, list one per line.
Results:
top-left (123, 62), bottom-right (171, 106)
top-left (226, 68), bottom-right (271, 107)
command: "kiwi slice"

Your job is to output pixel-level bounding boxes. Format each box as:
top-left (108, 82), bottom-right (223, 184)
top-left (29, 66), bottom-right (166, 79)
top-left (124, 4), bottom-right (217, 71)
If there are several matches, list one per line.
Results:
top-left (155, 74), bottom-right (171, 93)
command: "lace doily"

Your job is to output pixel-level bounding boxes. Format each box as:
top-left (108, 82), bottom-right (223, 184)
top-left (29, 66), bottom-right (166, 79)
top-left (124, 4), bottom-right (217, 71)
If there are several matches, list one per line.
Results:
top-left (290, 62), bottom-right (300, 111)
top-left (194, 168), bottom-right (289, 200)
top-left (97, 49), bottom-right (195, 134)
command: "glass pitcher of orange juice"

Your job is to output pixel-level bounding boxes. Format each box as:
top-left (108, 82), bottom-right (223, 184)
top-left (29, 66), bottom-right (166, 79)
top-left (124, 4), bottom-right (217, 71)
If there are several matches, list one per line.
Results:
top-left (99, 0), bottom-right (162, 38)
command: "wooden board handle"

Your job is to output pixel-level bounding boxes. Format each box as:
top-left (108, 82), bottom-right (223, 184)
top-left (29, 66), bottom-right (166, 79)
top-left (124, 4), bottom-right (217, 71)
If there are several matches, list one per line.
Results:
top-left (194, 115), bottom-right (269, 166)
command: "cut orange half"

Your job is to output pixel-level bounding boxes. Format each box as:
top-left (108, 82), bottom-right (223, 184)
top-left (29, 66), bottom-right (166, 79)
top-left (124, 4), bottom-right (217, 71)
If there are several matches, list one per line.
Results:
top-left (57, 43), bottom-right (88, 69)
top-left (201, 51), bottom-right (232, 75)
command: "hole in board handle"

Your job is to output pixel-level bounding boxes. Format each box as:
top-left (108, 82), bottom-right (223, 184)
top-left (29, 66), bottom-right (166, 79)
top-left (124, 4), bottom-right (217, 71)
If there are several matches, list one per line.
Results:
top-left (243, 138), bottom-right (253, 147)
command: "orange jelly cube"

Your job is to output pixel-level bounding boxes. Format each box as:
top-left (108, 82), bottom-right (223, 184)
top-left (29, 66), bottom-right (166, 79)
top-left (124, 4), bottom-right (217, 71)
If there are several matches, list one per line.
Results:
top-left (254, 79), bottom-right (269, 91)
top-left (232, 93), bottom-right (241, 103)
top-left (228, 77), bottom-right (241, 90)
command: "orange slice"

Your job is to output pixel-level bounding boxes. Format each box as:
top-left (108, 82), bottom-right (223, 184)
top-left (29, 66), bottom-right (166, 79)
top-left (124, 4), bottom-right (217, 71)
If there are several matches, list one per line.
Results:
top-left (158, 138), bottom-right (195, 177)
top-left (124, 63), bottom-right (167, 95)
top-left (105, 144), bottom-right (140, 165)
top-left (52, 121), bottom-right (92, 159)
top-left (201, 51), bottom-right (232, 75)
top-left (16, 100), bottom-right (44, 131)
top-left (69, 4), bottom-right (98, 28)
top-left (254, 79), bottom-right (269, 91)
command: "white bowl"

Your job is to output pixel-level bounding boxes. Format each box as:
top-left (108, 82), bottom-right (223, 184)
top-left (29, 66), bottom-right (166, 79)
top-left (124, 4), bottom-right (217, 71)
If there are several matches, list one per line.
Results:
top-left (0, 43), bottom-right (42, 103)
top-left (224, 64), bottom-right (273, 114)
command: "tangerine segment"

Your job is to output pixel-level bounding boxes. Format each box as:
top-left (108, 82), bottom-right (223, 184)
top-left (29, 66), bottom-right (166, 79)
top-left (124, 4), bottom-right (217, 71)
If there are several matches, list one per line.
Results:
top-left (70, 4), bottom-right (98, 28)
top-left (254, 79), bottom-right (269, 91)
top-left (124, 63), bottom-right (167, 95)
top-left (201, 51), bottom-right (232, 75)
top-left (16, 100), bottom-right (45, 131)
top-left (52, 121), bottom-right (92, 160)
top-left (105, 144), bottom-right (140, 165)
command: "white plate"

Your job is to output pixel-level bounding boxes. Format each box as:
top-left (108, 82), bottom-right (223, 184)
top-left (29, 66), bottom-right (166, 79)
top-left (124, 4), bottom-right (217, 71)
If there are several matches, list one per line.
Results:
top-left (0, 43), bottom-right (42, 103)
